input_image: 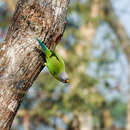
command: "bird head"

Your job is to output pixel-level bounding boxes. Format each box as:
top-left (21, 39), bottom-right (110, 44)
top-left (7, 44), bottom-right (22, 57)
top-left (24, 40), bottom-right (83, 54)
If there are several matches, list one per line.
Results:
top-left (59, 72), bottom-right (70, 84)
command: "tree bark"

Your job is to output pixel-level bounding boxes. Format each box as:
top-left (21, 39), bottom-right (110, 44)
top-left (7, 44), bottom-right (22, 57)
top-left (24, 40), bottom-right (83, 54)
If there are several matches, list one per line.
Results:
top-left (0, 0), bottom-right (69, 129)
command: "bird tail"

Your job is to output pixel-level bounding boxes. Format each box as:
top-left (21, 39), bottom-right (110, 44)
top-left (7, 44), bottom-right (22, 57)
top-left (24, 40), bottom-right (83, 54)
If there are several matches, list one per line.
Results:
top-left (36, 38), bottom-right (51, 57)
top-left (36, 38), bottom-right (47, 52)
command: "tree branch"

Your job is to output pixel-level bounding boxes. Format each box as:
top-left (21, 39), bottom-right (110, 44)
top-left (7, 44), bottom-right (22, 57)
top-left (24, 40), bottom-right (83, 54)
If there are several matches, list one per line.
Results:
top-left (0, 0), bottom-right (69, 129)
top-left (101, 0), bottom-right (130, 60)
top-left (4, 0), bottom-right (16, 13)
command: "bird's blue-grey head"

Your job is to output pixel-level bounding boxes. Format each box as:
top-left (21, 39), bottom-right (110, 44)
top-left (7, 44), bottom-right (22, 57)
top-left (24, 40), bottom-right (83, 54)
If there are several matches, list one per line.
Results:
top-left (59, 72), bottom-right (70, 83)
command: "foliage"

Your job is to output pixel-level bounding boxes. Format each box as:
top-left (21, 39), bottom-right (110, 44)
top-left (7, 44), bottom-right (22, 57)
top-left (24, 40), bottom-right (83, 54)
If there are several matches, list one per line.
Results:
top-left (0, 0), bottom-right (129, 129)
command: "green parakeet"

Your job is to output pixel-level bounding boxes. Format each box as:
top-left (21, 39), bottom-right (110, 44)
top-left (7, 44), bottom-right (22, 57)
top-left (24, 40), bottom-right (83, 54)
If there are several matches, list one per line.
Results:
top-left (36, 38), bottom-right (70, 83)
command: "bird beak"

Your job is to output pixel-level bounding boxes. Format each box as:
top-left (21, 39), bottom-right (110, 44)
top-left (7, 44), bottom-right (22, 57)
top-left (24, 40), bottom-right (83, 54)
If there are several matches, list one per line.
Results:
top-left (65, 79), bottom-right (70, 84)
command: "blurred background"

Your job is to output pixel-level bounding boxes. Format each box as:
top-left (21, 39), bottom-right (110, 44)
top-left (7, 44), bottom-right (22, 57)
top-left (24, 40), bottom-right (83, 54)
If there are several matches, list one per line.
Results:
top-left (0, 0), bottom-right (130, 130)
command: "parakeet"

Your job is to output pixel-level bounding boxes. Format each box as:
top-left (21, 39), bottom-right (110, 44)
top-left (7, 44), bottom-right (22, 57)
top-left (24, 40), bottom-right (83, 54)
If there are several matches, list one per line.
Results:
top-left (36, 38), bottom-right (70, 84)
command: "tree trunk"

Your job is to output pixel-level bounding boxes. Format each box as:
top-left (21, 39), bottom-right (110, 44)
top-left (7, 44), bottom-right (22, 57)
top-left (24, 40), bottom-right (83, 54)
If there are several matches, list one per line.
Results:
top-left (0, 0), bottom-right (69, 129)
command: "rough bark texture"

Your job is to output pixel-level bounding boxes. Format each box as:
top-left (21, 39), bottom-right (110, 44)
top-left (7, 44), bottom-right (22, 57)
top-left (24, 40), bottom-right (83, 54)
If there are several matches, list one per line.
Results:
top-left (0, 0), bottom-right (69, 129)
